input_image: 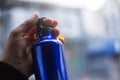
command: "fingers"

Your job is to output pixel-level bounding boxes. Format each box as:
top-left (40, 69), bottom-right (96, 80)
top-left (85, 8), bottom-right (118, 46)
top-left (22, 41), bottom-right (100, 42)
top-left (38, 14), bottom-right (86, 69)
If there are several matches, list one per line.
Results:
top-left (11, 12), bottom-right (39, 36)
top-left (42, 18), bottom-right (59, 37)
top-left (24, 18), bottom-right (60, 44)
top-left (52, 19), bottom-right (58, 28)
top-left (25, 27), bottom-right (36, 36)
top-left (42, 18), bottom-right (58, 28)
top-left (42, 18), bottom-right (59, 36)
top-left (25, 18), bottom-right (59, 37)
top-left (24, 27), bottom-right (37, 44)
top-left (52, 28), bottom-right (60, 37)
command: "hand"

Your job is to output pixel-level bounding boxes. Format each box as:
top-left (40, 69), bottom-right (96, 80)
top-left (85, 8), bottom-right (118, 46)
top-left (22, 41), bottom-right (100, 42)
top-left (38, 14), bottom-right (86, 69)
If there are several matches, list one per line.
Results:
top-left (0, 12), bottom-right (59, 77)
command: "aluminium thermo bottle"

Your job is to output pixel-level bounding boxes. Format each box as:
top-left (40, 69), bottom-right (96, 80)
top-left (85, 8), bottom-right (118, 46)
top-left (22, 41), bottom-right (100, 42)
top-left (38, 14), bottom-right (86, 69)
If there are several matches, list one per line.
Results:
top-left (32, 17), bottom-right (68, 80)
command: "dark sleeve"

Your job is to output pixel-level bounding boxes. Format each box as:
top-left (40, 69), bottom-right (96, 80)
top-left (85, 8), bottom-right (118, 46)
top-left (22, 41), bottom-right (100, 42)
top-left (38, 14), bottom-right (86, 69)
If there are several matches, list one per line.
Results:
top-left (0, 62), bottom-right (28, 80)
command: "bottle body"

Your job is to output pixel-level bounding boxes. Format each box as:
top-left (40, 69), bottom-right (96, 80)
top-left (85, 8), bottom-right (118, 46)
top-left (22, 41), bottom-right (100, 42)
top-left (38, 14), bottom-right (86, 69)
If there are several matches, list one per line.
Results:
top-left (32, 37), bottom-right (68, 80)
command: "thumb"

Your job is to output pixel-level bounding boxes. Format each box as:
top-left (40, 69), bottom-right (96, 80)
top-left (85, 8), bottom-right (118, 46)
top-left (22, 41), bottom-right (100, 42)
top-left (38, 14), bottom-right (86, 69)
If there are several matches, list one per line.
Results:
top-left (13, 12), bottom-right (39, 36)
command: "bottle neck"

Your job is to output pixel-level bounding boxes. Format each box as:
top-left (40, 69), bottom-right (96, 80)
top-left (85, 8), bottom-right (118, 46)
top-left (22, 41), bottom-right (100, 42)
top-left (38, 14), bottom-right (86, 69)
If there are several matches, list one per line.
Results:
top-left (38, 29), bottom-right (55, 40)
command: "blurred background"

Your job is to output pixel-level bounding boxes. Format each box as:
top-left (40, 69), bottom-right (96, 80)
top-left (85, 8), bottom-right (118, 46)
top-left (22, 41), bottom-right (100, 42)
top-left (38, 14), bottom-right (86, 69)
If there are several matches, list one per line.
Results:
top-left (0, 0), bottom-right (120, 80)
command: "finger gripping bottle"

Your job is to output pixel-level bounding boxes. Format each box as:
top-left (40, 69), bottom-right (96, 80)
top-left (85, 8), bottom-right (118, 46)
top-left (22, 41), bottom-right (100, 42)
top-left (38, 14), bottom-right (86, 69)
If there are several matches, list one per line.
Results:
top-left (32, 17), bottom-right (68, 80)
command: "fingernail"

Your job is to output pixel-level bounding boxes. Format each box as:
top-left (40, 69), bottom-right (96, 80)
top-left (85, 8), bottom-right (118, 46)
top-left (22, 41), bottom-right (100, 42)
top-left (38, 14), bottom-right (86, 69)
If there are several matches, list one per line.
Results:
top-left (31, 12), bottom-right (40, 19)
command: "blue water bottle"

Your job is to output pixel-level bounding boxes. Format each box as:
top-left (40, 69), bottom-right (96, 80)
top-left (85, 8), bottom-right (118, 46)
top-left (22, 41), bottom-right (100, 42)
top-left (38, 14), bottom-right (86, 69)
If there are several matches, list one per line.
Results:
top-left (32, 17), bottom-right (68, 80)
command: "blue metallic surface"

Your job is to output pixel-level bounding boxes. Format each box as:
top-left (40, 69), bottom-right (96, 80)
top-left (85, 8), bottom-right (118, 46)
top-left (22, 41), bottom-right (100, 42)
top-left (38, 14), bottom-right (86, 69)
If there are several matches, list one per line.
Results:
top-left (32, 30), bottom-right (68, 80)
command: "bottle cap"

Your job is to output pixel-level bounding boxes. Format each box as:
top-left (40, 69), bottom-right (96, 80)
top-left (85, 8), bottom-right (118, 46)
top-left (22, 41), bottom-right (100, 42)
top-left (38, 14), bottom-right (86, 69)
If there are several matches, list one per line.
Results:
top-left (36, 17), bottom-right (53, 35)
